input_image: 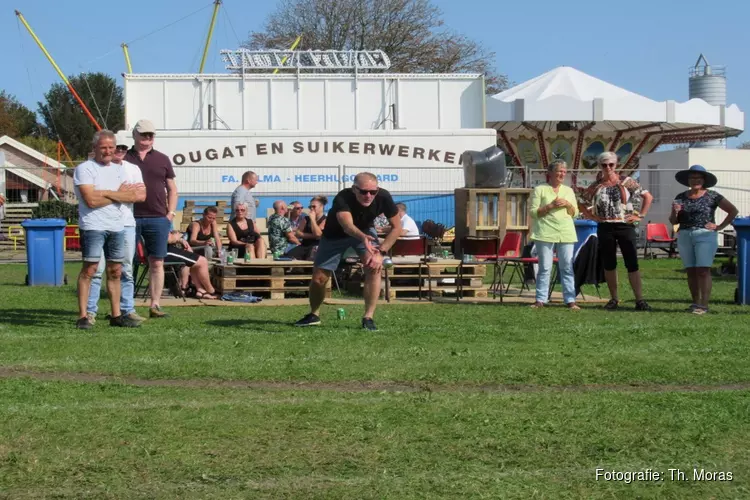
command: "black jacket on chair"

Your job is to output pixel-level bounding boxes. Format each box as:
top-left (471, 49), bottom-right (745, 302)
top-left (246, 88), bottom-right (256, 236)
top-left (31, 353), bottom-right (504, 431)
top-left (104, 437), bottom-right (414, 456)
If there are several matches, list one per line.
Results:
top-left (573, 234), bottom-right (604, 295)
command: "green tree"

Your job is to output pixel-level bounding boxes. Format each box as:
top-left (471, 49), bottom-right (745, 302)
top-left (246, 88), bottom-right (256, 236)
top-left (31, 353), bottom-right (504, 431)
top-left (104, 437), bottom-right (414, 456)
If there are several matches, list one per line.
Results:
top-left (38, 73), bottom-right (124, 160)
top-left (18, 135), bottom-right (59, 160)
top-left (246, 0), bottom-right (507, 94)
top-left (0, 91), bottom-right (39, 138)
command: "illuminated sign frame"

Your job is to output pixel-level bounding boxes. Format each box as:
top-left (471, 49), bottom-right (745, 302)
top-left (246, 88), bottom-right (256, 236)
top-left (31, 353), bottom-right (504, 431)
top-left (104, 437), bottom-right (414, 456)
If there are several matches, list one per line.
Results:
top-left (220, 49), bottom-right (391, 71)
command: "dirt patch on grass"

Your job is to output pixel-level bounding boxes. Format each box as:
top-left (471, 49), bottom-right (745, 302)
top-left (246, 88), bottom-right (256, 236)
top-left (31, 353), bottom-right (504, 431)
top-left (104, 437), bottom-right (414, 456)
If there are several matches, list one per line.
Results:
top-left (1, 367), bottom-right (749, 394)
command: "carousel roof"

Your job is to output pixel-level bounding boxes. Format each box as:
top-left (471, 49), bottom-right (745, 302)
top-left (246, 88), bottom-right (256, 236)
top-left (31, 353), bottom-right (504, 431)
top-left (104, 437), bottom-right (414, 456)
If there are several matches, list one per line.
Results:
top-left (486, 66), bottom-right (744, 141)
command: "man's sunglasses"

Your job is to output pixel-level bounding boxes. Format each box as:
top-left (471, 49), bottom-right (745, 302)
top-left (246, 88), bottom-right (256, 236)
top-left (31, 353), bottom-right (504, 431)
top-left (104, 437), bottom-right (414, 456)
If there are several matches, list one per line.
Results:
top-left (355, 186), bottom-right (379, 196)
top-left (139, 133), bottom-right (155, 139)
top-left (600, 162), bottom-right (616, 167)
top-left (116, 145), bottom-right (128, 152)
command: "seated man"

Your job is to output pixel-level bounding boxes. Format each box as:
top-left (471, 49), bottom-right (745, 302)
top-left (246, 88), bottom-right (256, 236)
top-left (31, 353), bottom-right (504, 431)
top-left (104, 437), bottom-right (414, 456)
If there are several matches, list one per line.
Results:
top-left (389, 203), bottom-right (419, 239)
top-left (268, 200), bottom-right (301, 255)
top-left (165, 230), bottom-right (220, 299)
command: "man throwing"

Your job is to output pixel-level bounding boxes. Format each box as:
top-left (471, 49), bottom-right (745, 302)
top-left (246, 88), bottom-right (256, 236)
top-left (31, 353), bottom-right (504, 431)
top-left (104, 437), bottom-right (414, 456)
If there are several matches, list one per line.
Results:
top-left (295, 172), bottom-right (401, 331)
top-left (74, 130), bottom-right (143, 329)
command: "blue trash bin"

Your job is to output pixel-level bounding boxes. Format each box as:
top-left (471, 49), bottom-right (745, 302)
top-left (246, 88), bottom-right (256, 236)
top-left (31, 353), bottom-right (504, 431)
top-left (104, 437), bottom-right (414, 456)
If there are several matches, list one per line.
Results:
top-left (21, 218), bottom-right (67, 286)
top-left (574, 219), bottom-right (598, 255)
top-left (734, 217), bottom-right (750, 305)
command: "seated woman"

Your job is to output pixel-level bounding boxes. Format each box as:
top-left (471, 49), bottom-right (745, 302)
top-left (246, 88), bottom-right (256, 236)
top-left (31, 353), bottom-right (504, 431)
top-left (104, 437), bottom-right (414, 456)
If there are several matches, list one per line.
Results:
top-left (286, 195), bottom-right (328, 260)
top-left (188, 206), bottom-right (223, 259)
top-left (227, 202), bottom-right (266, 259)
top-left (165, 230), bottom-right (219, 299)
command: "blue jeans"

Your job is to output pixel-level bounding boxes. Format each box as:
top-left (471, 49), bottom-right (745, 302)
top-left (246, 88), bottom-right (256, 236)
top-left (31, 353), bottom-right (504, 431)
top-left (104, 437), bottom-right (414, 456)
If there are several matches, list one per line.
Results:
top-left (677, 227), bottom-right (718, 268)
top-left (87, 226), bottom-right (136, 315)
top-left (136, 216), bottom-right (171, 259)
top-left (535, 241), bottom-right (576, 304)
top-left (81, 229), bottom-right (125, 263)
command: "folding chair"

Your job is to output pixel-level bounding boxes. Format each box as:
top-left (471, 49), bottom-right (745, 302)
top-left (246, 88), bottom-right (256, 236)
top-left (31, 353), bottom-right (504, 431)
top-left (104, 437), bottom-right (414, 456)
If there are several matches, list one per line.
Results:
top-left (133, 236), bottom-right (187, 302)
top-left (644, 223), bottom-right (677, 258)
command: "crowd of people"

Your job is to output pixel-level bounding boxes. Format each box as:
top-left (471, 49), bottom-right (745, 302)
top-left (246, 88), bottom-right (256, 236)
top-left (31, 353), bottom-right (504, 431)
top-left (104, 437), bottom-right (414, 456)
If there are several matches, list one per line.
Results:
top-left (528, 151), bottom-right (738, 315)
top-left (71, 120), bottom-right (740, 330)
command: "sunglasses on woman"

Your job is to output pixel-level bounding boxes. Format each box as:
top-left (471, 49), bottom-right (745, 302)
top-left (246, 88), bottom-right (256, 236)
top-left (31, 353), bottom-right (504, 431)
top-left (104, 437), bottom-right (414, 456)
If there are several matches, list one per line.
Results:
top-left (600, 162), bottom-right (616, 168)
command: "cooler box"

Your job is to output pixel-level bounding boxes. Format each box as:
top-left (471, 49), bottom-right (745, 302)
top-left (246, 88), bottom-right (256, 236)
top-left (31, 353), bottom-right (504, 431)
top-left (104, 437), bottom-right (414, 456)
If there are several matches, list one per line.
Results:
top-left (734, 217), bottom-right (750, 305)
top-left (574, 219), bottom-right (598, 256)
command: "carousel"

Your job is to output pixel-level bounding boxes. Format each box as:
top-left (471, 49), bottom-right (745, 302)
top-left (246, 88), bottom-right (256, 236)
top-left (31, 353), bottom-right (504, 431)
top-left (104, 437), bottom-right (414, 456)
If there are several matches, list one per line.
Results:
top-left (485, 66), bottom-right (744, 186)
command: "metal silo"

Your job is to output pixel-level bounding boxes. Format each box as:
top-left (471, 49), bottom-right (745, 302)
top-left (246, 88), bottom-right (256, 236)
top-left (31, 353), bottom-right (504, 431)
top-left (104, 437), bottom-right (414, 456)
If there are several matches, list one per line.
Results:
top-left (689, 54), bottom-right (727, 148)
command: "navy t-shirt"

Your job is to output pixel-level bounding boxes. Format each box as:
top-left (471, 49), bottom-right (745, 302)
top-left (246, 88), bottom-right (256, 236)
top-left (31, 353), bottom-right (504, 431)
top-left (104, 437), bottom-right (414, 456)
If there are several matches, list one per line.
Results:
top-left (674, 190), bottom-right (724, 229)
top-left (323, 188), bottom-right (398, 239)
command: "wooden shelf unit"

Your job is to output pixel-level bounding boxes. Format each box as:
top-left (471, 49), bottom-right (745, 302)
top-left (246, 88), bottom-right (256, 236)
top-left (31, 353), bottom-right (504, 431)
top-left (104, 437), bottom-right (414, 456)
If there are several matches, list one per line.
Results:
top-left (454, 188), bottom-right (532, 257)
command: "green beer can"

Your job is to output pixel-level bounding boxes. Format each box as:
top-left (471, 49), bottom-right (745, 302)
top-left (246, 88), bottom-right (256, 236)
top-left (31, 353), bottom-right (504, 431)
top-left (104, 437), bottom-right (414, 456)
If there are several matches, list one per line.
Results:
top-left (337, 308), bottom-right (346, 320)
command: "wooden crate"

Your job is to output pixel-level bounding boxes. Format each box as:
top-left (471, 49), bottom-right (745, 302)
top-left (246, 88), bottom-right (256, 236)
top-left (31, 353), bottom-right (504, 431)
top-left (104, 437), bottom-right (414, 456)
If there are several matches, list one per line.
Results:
top-left (211, 260), bottom-right (330, 299)
top-left (454, 188), bottom-right (532, 257)
top-left (180, 200), bottom-right (229, 232)
top-left (346, 258), bottom-right (489, 299)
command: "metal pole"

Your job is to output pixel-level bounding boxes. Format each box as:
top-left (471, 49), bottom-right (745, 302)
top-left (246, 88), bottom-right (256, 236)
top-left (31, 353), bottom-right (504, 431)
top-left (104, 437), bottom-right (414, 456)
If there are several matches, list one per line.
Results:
top-left (198, 0), bottom-right (222, 74)
top-left (273, 35), bottom-right (302, 75)
top-left (15, 10), bottom-right (102, 131)
top-left (122, 43), bottom-right (133, 73)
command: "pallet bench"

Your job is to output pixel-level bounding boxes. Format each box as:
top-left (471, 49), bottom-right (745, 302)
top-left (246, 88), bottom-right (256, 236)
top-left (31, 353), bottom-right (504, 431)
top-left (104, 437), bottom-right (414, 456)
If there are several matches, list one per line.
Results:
top-left (211, 259), bottom-right (330, 299)
top-left (347, 257), bottom-right (488, 300)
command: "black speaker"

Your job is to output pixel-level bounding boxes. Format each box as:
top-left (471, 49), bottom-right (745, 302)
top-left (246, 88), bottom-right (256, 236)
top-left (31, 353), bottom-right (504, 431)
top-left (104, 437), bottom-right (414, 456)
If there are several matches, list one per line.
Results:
top-left (461, 146), bottom-right (507, 188)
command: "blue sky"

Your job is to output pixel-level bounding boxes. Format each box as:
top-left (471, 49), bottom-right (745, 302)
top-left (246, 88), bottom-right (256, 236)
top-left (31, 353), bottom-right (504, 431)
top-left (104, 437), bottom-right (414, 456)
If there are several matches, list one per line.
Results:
top-left (2, 0), bottom-right (747, 145)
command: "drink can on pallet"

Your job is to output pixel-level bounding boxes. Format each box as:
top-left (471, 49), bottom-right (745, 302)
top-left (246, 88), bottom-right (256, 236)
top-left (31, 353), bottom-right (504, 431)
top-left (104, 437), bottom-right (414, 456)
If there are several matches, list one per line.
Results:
top-left (227, 253), bottom-right (234, 265)
top-left (337, 308), bottom-right (346, 320)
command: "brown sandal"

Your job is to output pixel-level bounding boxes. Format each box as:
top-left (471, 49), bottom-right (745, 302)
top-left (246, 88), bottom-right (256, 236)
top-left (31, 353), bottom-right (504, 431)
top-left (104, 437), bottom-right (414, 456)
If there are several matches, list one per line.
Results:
top-left (196, 291), bottom-right (220, 300)
top-left (567, 302), bottom-right (581, 310)
top-left (529, 301), bottom-right (545, 308)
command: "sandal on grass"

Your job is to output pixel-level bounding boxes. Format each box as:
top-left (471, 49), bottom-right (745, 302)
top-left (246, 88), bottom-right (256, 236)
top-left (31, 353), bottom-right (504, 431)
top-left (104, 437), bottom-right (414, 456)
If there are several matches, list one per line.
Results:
top-left (196, 291), bottom-right (220, 300)
top-left (567, 302), bottom-right (581, 310)
top-left (529, 301), bottom-right (545, 309)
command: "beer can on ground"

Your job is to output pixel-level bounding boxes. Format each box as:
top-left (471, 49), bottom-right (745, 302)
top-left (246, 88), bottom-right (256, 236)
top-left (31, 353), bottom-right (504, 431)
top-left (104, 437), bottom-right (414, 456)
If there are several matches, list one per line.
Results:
top-left (337, 308), bottom-right (346, 320)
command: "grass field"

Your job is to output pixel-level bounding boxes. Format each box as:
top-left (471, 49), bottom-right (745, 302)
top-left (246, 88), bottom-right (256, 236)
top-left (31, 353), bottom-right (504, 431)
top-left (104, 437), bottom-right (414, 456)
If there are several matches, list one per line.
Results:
top-left (1, 259), bottom-right (749, 498)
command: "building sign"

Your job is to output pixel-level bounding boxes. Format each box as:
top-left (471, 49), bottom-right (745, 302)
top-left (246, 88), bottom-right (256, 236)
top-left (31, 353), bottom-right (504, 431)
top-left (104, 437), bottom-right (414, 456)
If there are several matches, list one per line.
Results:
top-left (221, 49), bottom-right (391, 71)
top-left (170, 140), bottom-right (464, 167)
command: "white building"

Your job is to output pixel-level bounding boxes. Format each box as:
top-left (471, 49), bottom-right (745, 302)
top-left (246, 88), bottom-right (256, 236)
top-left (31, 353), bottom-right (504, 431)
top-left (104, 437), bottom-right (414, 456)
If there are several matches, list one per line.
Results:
top-left (638, 148), bottom-right (750, 233)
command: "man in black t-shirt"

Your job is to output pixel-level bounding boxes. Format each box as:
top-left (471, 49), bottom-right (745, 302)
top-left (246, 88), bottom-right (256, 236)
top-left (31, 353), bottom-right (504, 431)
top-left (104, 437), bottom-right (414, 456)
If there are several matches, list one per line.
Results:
top-left (295, 172), bottom-right (401, 331)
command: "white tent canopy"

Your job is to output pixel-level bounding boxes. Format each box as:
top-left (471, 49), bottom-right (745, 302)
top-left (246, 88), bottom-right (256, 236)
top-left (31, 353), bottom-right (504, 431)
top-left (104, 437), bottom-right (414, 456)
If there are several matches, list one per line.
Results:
top-left (486, 66), bottom-right (744, 138)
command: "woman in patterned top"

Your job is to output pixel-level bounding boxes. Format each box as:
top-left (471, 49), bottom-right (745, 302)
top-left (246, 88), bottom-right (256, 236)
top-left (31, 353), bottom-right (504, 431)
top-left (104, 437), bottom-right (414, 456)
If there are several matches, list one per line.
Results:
top-left (669, 165), bottom-right (738, 315)
top-left (578, 152), bottom-right (654, 311)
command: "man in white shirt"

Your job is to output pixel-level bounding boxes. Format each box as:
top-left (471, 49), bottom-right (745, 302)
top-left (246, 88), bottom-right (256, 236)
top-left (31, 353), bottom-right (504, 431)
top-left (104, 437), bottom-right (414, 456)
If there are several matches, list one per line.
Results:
top-left (74, 131), bottom-right (144, 329)
top-left (86, 142), bottom-right (147, 325)
top-left (395, 203), bottom-right (420, 239)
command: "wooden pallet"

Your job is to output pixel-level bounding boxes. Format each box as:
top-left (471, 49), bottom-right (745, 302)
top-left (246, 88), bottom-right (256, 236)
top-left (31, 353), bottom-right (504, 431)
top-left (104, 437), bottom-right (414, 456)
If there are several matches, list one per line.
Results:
top-left (179, 200), bottom-right (229, 232)
top-left (211, 260), bottom-right (330, 298)
top-left (346, 258), bottom-right (489, 299)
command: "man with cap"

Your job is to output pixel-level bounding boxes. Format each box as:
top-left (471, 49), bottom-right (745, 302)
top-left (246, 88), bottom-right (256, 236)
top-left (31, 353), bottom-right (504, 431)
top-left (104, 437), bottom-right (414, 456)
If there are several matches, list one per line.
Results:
top-left (125, 119), bottom-right (178, 318)
top-left (669, 165), bottom-right (738, 315)
top-left (86, 141), bottom-right (147, 325)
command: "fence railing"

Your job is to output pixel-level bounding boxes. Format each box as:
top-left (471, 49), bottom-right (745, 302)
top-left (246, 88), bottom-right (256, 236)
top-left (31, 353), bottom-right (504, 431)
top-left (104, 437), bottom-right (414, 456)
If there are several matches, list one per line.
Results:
top-left (4, 165), bottom-right (749, 232)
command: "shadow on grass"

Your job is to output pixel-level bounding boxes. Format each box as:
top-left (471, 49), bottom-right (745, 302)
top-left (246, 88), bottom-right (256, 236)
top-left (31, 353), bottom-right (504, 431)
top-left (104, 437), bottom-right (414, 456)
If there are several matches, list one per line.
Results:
top-left (0, 308), bottom-right (75, 326)
top-left (205, 318), bottom-right (297, 328)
